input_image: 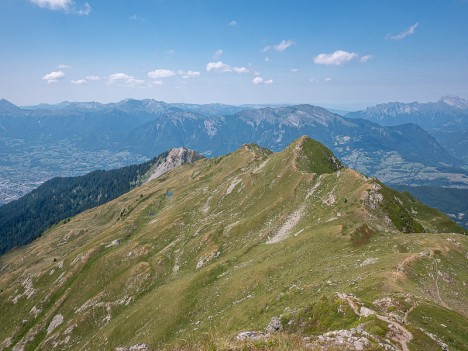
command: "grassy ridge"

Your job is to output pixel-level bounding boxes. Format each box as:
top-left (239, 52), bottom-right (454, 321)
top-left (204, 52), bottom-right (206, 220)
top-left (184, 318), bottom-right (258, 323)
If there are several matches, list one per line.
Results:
top-left (0, 149), bottom-right (203, 255)
top-left (0, 137), bottom-right (466, 350)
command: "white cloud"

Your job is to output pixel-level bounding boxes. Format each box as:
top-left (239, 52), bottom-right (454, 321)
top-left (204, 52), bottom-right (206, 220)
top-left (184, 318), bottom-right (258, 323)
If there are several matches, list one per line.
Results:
top-left (42, 70), bottom-right (65, 84)
top-left (233, 66), bottom-right (249, 74)
top-left (314, 50), bottom-right (358, 66)
top-left (252, 77), bottom-right (273, 85)
top-left (151, 80), bottom-right (163, 86)
top-left (310, 77), bottom-right (332, 83)
top-left (57, 64), bottom-right (71, 69)
top-left (146, 69), bottom-right (201, 81)
top-left (85, 75), bottom-right (101, 81)
top-left (148, 69), bottom-right (176, 79)
top-left (76, 2), bottom-right (90, 15)
top-left (71, 79), bottom-right (86, 85)
top-left (265, 56), bottom-right (271, 62)
top-left (213, 49), bottom-right (223, 60)
top-left (263, 39), bottom-right (296, 52)
top-left (359, 55), bottom-right (374, 63)
top-left (129, 14), bottom-right (144, 21)
top-left (252, 77), bottom-right (264, 85)
top-left (31, 0), bottom-right (72, 10)
top-left (387, 23), bottom-right (419, 41)
top-left (108, 73), bottom-right (145, 87)
top-left (229, 20), bottom-right (237, 26)
top-left (206, 61), bottom-right (231, 73)
top-left (178, 70), bottom-right (200, 79)
top-left (274, 39), bottom-right (296, 52)
top-left (290, 68), bottom-right (299, 73)
top-left (206, 61), bottom-right (248, 74)
top-left (31, 0), bottom-right (91, 15)
top-left (108, 73), bottom-right (131, 82)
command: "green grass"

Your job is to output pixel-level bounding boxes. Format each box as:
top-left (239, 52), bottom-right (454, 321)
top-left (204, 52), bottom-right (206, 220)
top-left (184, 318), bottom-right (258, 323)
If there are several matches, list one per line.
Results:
top-left (408, 303), bottom-right (468, 351)
top-left (0, 138), bottom-right (466, 350)
top-left (281, 296), bottom-right (360, 334)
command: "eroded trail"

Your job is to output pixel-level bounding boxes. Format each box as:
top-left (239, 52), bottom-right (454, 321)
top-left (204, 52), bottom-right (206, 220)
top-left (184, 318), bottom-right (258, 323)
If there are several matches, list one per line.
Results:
top-left (337, 293), bottom-right (413, 351)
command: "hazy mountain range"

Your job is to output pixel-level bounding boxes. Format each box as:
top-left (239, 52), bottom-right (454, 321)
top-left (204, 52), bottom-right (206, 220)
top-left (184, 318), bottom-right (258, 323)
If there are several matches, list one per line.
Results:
top-left (1, 97), bottom-right (467, 205)
top-left (1, 96), bottom-right (468, 228)
top-left (346, 95), bottom-right (468, 162)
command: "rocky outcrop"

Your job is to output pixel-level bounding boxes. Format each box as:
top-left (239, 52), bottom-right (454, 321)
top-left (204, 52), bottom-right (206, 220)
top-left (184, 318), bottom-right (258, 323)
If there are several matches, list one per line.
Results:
top-left (235, 316), bottom-right (284, 341)
top-left (47, 314), bottom-right (64, 335)
top-left (265, 316), bottom-right (283, 334)
top-left (144, 147), bottom-right (203, 183)
top-left (114, 344), bottom-right (149, 351)
top-left (308, 326), bottom-right (396, 351)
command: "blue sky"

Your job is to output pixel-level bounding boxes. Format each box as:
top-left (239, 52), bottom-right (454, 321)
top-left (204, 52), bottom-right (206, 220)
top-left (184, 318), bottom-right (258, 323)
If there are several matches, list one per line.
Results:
top-left (1, 0), bottom-right (467, 107)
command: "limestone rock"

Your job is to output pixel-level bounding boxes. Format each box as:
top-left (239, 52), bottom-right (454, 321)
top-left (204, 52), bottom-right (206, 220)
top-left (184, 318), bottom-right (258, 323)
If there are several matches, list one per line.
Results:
top-left (266, 316), bottom-right (283, 334)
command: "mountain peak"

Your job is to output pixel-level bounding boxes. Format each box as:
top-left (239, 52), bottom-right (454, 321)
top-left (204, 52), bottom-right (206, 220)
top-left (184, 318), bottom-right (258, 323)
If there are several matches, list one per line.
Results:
top-left (144, 147), bottom-right (204, 183)
top-left (0, 98), bottom-right (23, 114)
top-left (439, 95), bottom-right (468, 109)
top-left (288, 136), bottom-right (343, 175)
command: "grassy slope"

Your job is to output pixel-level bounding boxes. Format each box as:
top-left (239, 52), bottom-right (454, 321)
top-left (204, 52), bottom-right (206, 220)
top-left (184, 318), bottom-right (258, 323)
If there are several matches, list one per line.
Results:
top-left (0, 137), bottom-right (466, 350)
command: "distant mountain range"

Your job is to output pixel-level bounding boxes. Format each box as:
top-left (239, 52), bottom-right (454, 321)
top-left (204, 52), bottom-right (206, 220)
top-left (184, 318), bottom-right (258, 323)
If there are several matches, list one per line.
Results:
top-left (1, 97), bottom-right (467, 206)
top-left (346, 95), bottom-right (468, 162)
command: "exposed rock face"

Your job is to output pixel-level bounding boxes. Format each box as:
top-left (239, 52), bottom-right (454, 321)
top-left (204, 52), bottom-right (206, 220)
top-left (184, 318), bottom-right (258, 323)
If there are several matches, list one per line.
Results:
top-left (145, 147), bottom-right (203, 183)
top-left (235, 331), bottom-right (265, 341)
top-left (265, 316), bottom-right (283, 334)
top-left (311, 327), bottom-right (396, 351)
top-left (114, 343), bottom-right (149, 351)
top-left (364, 183), bottom-right (383, 209)
top-left (47, 314), bottom-right (64, 335)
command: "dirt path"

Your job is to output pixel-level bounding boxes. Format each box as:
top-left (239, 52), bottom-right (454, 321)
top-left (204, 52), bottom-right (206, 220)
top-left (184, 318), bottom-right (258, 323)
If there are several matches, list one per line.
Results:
top-left (337, 293), bottom-right (413, 351)
top-left (433, 259), bottom-right (450, 310)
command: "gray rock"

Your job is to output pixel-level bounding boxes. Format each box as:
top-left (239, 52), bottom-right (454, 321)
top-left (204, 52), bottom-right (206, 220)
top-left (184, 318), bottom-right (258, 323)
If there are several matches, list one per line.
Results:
top-left (266, 316), bottom-right (283, 334)
top-left (114, 344), bottom-right (149, 351)
top-left (235, 331), bottom-right (265, 341)
top-left (129, 344), bottom-right (149, 351)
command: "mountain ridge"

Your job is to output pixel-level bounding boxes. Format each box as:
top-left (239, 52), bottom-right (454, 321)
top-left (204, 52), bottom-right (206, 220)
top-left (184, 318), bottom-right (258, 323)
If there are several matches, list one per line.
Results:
top-left (346, 96), bottom-right (468, 162)
top-left (0, 147), bottom-right (203, 254)
top-left (1, 97), bottom-right (467, 220)
top-left (0, 137), bottom-right (465, 350)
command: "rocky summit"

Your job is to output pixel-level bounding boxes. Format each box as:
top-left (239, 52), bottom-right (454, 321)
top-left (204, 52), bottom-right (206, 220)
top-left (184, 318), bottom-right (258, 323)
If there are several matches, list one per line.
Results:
top-left (0, 136), bottom-right (466, 350)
